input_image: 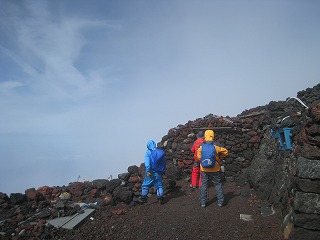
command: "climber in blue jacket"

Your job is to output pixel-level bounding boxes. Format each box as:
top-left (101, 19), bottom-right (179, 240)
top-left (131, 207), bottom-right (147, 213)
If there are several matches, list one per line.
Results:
top-left (141, 140), bottom-right (166, 204)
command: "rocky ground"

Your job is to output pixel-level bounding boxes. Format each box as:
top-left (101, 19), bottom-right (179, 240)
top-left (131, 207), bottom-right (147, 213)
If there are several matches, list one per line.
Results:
top-left (50, 179), bottom-right (284, 240)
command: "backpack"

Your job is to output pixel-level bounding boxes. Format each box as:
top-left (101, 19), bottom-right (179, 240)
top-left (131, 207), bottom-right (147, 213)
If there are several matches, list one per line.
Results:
top-left (200, 143), bottom-right (216, 168)
top-left (150, 149), bottom-right (166, 174)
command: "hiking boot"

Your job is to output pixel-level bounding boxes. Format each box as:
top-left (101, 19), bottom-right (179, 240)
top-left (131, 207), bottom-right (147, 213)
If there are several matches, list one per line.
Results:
top-left (157, 196), bottom-right (164, 205)
top-left (140, 195), bottom-right (148, 203)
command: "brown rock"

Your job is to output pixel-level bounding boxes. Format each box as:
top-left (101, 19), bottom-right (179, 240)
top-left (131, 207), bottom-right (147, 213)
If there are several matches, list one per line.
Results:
top-left (37, 186), bottom-right (53, 197)
top-left (177, 161), bottom-right (184, 168)
top-left (25, 188), bottom-right (43, 201)
top-left (66, 182), bottom-right (86, 197)
top-left (90, 189), bottom-right (99, 198)
top-left (247, 131), bottom-right (257, 136)
top-left (249, 136), bottom-right (261, 143)
top-left (183, 160), bottom-right (193, 165)
top-left (128, 176), bottom-right (140, 183)
top-left (301, 143), bottom-right (320, 159)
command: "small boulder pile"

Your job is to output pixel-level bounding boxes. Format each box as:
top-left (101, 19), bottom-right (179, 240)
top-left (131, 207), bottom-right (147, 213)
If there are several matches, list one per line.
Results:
top-left (0, 164), bottom-right (177, 239)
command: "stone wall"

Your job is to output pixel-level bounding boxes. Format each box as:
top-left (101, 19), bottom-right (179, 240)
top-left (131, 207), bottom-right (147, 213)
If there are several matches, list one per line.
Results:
top-left (288, 104), bottom-right (320, 240)
top-left (158, 83), bottom-right (320, 239)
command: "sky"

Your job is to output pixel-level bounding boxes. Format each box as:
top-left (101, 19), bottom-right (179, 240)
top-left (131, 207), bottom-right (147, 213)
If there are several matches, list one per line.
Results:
top-left (0, 0), bottom-right (319, 195)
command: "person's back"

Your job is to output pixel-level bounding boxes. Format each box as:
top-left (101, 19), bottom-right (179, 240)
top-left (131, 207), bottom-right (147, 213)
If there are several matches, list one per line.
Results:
top-left (197, 130), bottom-right (228, 207)
top-left (141, 140), bottom-right (166, 204)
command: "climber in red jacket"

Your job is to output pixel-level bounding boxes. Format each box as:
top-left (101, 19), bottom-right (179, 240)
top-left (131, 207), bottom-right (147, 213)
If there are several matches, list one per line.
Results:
top-left (190, 131), bottom-right (205, 188)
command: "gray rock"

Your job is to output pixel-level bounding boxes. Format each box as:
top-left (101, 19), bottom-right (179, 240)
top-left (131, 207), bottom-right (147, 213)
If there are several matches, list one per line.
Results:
top-left (293, 212), bottom-right (320, 231)
top-left (105, 179), bottom-right (121, 193)
top-left (127, 165), bottom-right (139, 175)
top-left (91, 179), bottom-right (109, 190)
top-left (290, 226), bottom-right (320, 240)
top-left (294, 177), bottom-right (320, 194)
top-left (10, 193), bottom-right (27, 205)
top-left (112, 186), bottom-right (133, 204)
top-left (296, 157), bottom-right (320, 179)
top-left (293, 191), bottom-right (320, 214)
top-left (118, 172), bottom-right (130, 181)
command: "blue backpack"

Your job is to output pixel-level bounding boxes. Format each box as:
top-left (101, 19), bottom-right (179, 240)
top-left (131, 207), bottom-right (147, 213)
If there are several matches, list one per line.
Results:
top-left (200, 143), bottom-right (216, 168)
top-left (150, 149), bottom-right (166, 174)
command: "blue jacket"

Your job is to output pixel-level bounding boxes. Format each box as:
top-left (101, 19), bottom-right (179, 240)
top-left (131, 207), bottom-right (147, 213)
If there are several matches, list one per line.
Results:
top-left (145, 140), bottom-right (156, 173)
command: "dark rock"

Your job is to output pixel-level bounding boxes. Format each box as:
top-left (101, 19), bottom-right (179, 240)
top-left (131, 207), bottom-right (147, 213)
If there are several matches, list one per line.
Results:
top-left (162, 178), bottom-right (176, 194)
top-left (300, 143), bottom-right (320, 159)
top-left (112, 186), bottom-right (133, 204)
top-left (128, 165), bottom-right (139, 175)
top-left (54, 201), bottom-right (65, 209)
top-left (226, 163), bottom-right (242, 173)
top-left (293, 212), bottom-right (320, 231)
top-left (91, 179), bottom-right (109, 190)
top-left (242, 149), bottom-right (254, 161)
top-left (293, 191), bottom-right (320, 214)
top-left (0, 192), bottom-right (9, 202)
top-left (35, 207), bottom-right (52, 219)
top-left (105, 179), bottom-right (122, 193)
top-left (10, 193), bottom-right (27, 205)
top-left (294, 177), bottom-right (320, 194)
top-left (118, 172), bottom-right (130, 181)
top-left (290, 226), bottom-right (320, 240)
top-left (67, 182), bottom-right (86, 197)
top-left (165, 164), bottom-right (182, 181)
top-left (247, 133), bottom-right (279, 198)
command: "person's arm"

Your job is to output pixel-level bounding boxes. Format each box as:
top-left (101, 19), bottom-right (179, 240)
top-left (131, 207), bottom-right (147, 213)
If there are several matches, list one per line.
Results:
top-left (215, 146), bottom-right (228, 160)
top-left (191, 141), bottom-right (196, 153)
top-left (144, 150), bottom-right (151, 173)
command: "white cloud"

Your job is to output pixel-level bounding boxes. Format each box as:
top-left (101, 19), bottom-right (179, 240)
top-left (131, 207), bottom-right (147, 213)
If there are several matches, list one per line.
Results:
top-left (0, 80), bottom-right (24, 92)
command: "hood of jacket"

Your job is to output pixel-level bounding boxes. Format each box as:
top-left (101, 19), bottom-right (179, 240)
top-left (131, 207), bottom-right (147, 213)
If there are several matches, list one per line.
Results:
top-left (147, 140), bottom-right (157, 150)
top-left (204, 130), bottom-right (215, 142)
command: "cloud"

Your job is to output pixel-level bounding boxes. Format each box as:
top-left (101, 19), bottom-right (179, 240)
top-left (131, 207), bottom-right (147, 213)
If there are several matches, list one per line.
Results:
top-left (0, 0), bottom-right (123, 104)
top-left (0, 79), bottom-right (24, 92)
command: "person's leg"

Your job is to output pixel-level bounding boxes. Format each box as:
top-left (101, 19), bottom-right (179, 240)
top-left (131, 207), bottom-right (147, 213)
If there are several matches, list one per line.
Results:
top-left (141, 173), bottom-right (153, 202)
top-left (211, 172), bottom-right (224, 206)
top-left (198, 169), bottom-right (202, 187)
top-left (191, 166), bottom-right (197, 187)
top-left (154, 172), bottom-right (164, 204)
top-left (199, 171), bottom-right (208, 207)
top-left (191, 162), bottom-right (200, 188)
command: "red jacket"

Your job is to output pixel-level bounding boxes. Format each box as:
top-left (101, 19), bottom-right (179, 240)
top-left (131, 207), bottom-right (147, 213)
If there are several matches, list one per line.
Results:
top-left (191, 138), bottom-right (205, 162)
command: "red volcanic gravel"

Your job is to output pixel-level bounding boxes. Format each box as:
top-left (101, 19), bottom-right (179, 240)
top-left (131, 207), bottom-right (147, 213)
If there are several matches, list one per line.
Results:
top-left (52, 180), bottom-right (285, 240)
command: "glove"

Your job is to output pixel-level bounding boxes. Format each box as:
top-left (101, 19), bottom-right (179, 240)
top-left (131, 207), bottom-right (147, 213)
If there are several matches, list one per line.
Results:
top-left (147, 172), bottom-right (152, 178)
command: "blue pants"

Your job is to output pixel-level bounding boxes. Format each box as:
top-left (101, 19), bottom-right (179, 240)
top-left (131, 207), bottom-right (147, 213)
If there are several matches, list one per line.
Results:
top-left (141, 171), bottom-right (164, 197)
top-left (200, 171), bottom-right (224, 205)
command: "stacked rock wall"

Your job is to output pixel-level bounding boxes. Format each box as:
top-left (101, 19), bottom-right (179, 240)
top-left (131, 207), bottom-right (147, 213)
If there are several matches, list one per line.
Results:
top-left (158, 83), bottom-right (320, 239)
top-left (289, 104), bottom-right (320, 240)
top-left (160, 99), bottom-right (308, 185)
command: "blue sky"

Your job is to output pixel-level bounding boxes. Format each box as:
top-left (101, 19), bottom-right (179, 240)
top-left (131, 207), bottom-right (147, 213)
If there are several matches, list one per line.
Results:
top-left (0, 0), bottom-right (319, 194)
